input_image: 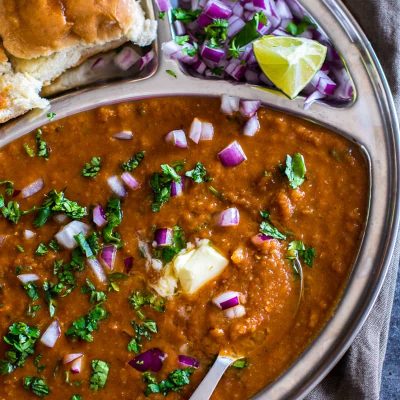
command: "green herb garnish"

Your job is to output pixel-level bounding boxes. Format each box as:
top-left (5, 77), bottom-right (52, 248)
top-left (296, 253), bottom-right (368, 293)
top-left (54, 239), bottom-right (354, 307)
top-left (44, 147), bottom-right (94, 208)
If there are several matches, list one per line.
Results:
top-left (232, 358), bottom-right (248, 369)
top-left (90, 360), bottom-right (109, 390)
top-left (121, 150), bottom-right (145, 172)
top-left (35, 243), bottom-right (48, 256)
top-left (23, 376), bottom-right (50, 397)
top-left (205, 19), bottom-right (228, 48)
top-left (259, 210), bottom-right (286, 240)
top-left (143, 368), bottom-right (193, 396)
top-left (166, 69), bottom-right (177, 78)
top-left (23, 282), bottom-right (40, 301)
top-left (35, 129), bottom-right (49, 159)
top-left (153, 225), bottom-right (185, 264)
top-left (129, 291), bottom-right (165, 320)
top-left (47, 112), bottom-right (56, 121)
top-left (185, 162), bottom-right (211, 183)
top-left (284, 153), bottom-right (306, 189)
top-left (172, 8), bottom-right (201, 23)
top-left (103, 198), bottom-right (123, 247)
top-left (287, 240), bottom-right (316, 267)
top-left (81, 157), bottom-right (102, 178)
top-left (82, 279), bottom-right (107, 304)
top-left (74, 232), bottom-right (93, 258)
top-left (286, 16), bottom-right (317, 36)
top-left (128, 320), bottom-right (158, 354)
top-left (24, 143), bottom-right (35, 157)
top-left (159, 11), bottom-right (165, 19)
top-left (0, 180), bottom-right (14, 196)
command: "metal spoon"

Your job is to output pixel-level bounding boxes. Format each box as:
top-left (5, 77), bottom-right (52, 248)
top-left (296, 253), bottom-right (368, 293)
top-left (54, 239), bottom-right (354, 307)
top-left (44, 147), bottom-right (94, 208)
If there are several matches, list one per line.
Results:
top-left (189, 353), bottom-right (241, 400)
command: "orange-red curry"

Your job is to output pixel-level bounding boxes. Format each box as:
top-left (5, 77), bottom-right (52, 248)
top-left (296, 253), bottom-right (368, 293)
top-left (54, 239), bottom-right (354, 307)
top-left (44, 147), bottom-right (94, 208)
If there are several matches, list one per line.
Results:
top-left (0, 97), bottom-right (368, 399)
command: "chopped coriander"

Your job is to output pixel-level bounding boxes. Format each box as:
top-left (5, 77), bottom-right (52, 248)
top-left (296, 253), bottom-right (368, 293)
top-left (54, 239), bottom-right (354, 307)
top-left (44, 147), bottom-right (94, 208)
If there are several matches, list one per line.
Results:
top-left (143, 368), bottom-right (193, 396)
top-left (71, 396), bottom-right (82, 400)
top-left (48, 239), bottom-right (60, 252)
top-left (34, 354), bottom-right (46, 373)
top-left (172, 8), bottom-right (201, 23)
top-left (232, 358), bottom-right (248, 369)
top-left (27, 304), bottom-right (41, 318)
top-left (42, 281), bottom-right (59, 317)
top-left (150, 163), bottom-right (181, 212)
top-left (34, 190), bottom-right (87, 227)
top-left (23, 282), bottom-right (40, 301)
top-left (153, 225), bottom-right (185, 263)
top-left (1, 199), bottom-right (34, 224)
top-left (82, 279), bottom-right (107, 304)
top-left (35, 129), bottom-right (50, 159)
top-left (185, 162), bottom-right (211, 183)
top-left (107, 272), bottom-right (128, 292)
top-left (0, 180), bottom-right (14, 196)
top-left (74, 233), bottom-right (93, 258)
top-left (65, 304), bottom-right (108, 342)
top-left (23, 376), bottom-right (50, 397)
top-left (47, 112), bottom-right (56, 121)
top-left (103, 198), bottom-right (123, 247)
top-left (166, 69), bottom-right (177, 78)
top-left (128, 320), bottom-right (158, 354)
top-left (35, 243), bottom-right (48, 256)
top-left (16, 244), bottom-right (25, 253)
top-left (86, 232), bottom-right (100, 256)
top-left (286, 16), bottom-right (317, 36)
top-left (121, 150), bottom-right (145, 172)
top-left (210, 66), bottom-right (224, 76)
top-left (24, 143), bottom-right (35, 157)
top-left (81, 157), bottom-right (102, 178)
top-left (158, 11), bottom-right (165, 19)
top-left (129, 291), bottom-right (165, 319)
top-left (284, 153), bottom-right (306, 189)
top-left (90, 360), bottom-right (109, 390)
top-left (287, 240), bottom-right (316, 267)
top-left (175, 35), bottom-right (190, 45)
top-left (259, 211), bottom-right (286, 240)
top-left (204, 19), bottom-right (228, 48)
top-left (0, 322), bottom-right (40, 375)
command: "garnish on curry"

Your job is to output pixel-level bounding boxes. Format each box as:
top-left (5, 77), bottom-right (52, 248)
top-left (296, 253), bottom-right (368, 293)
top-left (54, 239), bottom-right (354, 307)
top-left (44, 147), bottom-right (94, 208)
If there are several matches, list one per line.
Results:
top-left (0, 96), bottom-right (368, 399)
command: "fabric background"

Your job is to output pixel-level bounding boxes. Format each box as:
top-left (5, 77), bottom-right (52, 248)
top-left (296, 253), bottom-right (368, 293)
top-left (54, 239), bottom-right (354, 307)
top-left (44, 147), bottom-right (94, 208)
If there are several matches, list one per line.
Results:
top-left (306, 1), bottom-right (400, 399)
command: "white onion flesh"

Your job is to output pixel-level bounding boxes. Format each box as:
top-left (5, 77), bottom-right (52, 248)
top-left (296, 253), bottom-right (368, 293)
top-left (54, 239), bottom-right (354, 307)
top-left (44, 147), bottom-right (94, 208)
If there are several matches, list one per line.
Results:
top-left (40, 320), bottom-right (61, 348)
top-left (224, 304), bottom-right (246, 319)
top-left (55, 221), bottom-right (90, 249)
top-left (17, 273), bottom-right (40, 284)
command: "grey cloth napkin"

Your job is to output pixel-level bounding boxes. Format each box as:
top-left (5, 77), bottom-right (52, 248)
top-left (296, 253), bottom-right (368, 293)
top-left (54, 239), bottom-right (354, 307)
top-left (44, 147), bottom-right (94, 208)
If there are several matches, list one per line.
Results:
top-left (306, 1), bottom-right (400, 399)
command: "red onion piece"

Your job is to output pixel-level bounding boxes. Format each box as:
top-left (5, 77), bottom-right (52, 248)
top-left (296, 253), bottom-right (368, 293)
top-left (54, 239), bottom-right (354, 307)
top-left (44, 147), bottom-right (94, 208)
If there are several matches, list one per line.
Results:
top-left (174, 20), bottom-right (186, 35)
top-left (178, 355), bottom-right (200, 368)
top-left (100, 245), bottom-right (117, 270)
top-left (310, 70), bottom-right (337, 95)
top-left (156, 0), bottom-right (171, 12)
top-left (213, 291), bottom-right (240, 310)
top-left (171, 177), bottom-right (184, 197)
top-left (63, 353), bottom-right (83, 365)
top-left (203, 0), bottom-right (232, 19)
top-left (91, 57), bottom-right (105, 70)
top-left (114, 47), bottom-right (141, 71)
top-left (239, 100), bottom-right (261, 118)
top-left (121, 172), bottom-right (140, 190)
top-left (154, 228), bottom-right (173, 247)
top-left (217, 207), bottom-right (240, 227)
top-left (113, 130), bottom-right (133, 140)
top-left (107, 176), bottom-right (126, 197)
top-left (251, 233), bottom-right (273, 247)
top-left (243, 114), bottom-right (260, 136)
top-left (200, 44), bottom-right (225, 63)
top-left (17, 273), bottom-right (40, 284)
top-left (87, 258), bottom-right (107, 283)
top-left (200, 122), bottom-right (214, 141)
top-left (93, 205), bottom-right (107, 228)
top-left (224, 304), bottom-right (246, 318)
top-left (304, 90), bottom-right (326, 110)
top-left (70, 356), bottom-right (83, 374)
top-left (23, 229), bottom-right (36, 240)
top-left (40, 320), bottom-right (61, 348)
top-left (218, 141), bottom-right (247, 167)
top-left (124, 257), bottom-right (134, 273)
top-left (21, 178), bottom-right (44, 199)
top-left (53, 213), bottom-right (68, 224)
top-left (220, 95), bottom-right (240, 115)
top-left (227, 15), bottom-right (245, 37)
top-left (165, 130), bottom-right (188, 148)
top-left (128, 348), bottom-right (166, 372)
top-left (189, 118), bottom-right (202, 143)
top-left (55, 221), bottom-right (90, 249)
top-left (138, 50), bottom-right (155, 71)
top-left (197, 12), bottom-right (212, 28)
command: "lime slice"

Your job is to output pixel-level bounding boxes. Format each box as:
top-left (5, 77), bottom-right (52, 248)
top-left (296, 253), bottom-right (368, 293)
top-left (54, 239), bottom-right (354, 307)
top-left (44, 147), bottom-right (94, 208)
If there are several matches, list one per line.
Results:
top-left (253, 36), bottom-right (327, 99)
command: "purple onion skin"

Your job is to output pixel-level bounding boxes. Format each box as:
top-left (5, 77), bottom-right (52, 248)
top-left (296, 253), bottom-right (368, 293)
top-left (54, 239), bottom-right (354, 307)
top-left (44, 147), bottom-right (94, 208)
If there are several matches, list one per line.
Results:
top-left (178, 355), bottom-right (200, 368)
top-left (124, 257), bottom-right (134, 273)
top-left (128, 348), bottom-right (166, 372)
top-left (220, 296), bottom-right (240, 310)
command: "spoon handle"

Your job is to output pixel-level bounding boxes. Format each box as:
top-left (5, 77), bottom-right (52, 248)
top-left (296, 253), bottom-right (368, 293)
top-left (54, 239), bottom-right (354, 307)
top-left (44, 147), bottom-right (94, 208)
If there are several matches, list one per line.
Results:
top-left (189, 355), bottom-right (236, 400)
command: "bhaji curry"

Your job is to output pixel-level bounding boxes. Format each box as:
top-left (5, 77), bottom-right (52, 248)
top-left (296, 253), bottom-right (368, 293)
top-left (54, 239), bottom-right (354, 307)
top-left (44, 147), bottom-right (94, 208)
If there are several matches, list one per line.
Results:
top-left (0, 96), bottom-right (368, 399)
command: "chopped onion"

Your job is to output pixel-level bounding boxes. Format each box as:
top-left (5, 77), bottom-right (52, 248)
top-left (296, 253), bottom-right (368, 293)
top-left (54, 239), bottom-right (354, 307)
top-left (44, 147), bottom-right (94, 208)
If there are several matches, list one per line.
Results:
top-left (87, 258), bottom-right (107, 283)
top-left (107, 176), bottom-right (126, 197)
top-left (165, 130), bottom-right (188, 148)
top-left (311, 70), bottom-right (337, 95)
top-left (21, 178), bottom-right (44, 199)
top-left (128, 348), bottom-right (166, 372)
top-left (70, 356), bottom-right (83, 374)
top-left (114, 47), bottom-right (141, 71)
top-left (151, 258), bottom-right (163, 271)
top-left (217, 207), bottom-right (240, 227)
top-left (154, 228), bottom-right (173, 247)
top-left (189, 118), bottom-right (203, 143)
top-left (156, 0), bottom-right (171, 12)
top-left (113, 130), bottom-right (133, 140)
top-left (93, 205), bottom-right (107, 227)
top-left (55, 221), bottom-right (90, 249)
top-left (203, 0), bottom-right (232, 19)
top-left (220, 95), bottom-right (240, 115)
top-left (124, 257), bottom-right (134, 273)
top-left (40, 320), bottom-right (61, 348)
top-left (243, 114), bottom-right (260, 136)
top-left (239, 100), bottom-right (261, 118)
top-left (213, 291), bottom-right (240, 310)
top-left (171, 177), bottom-right (184, 197)
top-left (53, 213), bottom-right (68, 224)
top-left (251, 233), bottom-right (272, 246)
top-left (200, 122), bottom-right (214, 140)
top-left (121, 172), bottom-right (140, 190)
top-left (63, 353), bottom-right (83, 365)
top-left (304, 90), bottom-right (326, 110)
top-left (138, 50), bottom-right (155, 71)
top-left (100, 245), bottom-right (117, 270)
top-left (178, 355), bottom-right (200, 368)
top-left (23, 229), bottom-right (36, 240)
top-left (17, 273), bottom-right (40, 284)
top-left (200, 44), bottom-right (225, 63)
top-left (224, 304), bottom-right (246, 318)
top-left (218, 141), bottom-right (247, 167)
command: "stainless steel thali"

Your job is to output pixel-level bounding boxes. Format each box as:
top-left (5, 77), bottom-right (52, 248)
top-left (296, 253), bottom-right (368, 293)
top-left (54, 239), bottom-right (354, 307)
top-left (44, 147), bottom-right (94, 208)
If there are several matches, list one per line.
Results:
top-left (0, 0), bottom-right (399, 399)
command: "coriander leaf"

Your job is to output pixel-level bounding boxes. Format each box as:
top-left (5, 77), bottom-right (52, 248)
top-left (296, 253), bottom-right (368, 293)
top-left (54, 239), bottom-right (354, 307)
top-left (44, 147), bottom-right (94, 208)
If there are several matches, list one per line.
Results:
top-left (90, 360), bottom-right (109, 390)
top-left (259, 212), bottom-right (286, 240)
top-left (128, 320), bottom-right (158, 354)
top-left (35, 243), bottom-right (48, 256)
top-left (16, 244), bottom-right (25, 253)
top-left (86, 232), bottom-right (100, 256)
top-left (103, 198), bottom-right (123, 247)
top-left (82, 279), bottom-right (107, 304)
top-left (287, 240), bottom-right (316, 267)
top-left (34, 354), bottom-right (46, 373)
top-left (166, 69), bottom-right (177, 78)
top-left (23, 282), bottom-right (40, 301)
top-left (121, 151), bottom-right (145, 172)
top-left (158, 11), bottom-right (165, 19)
top-left (47, 112), bottom-right (56, 121)
top-left (0, 180), bottom-right (14, 196)
top-left (34, 190), bottom-right (87, 227)
top-left (0, 322), bottom-right (40, 375)
top-left (65, 305), bottom-right (108, 342)
top-left (232, 358), bottom-right (248, 369)
top-left (286, 16), bottom-right (317, 36)
top-left (153, 225), bottom-right (186, 264)
top-left (24, 143), bottom-right (35, 157)
top-left (26, 304), bottom-right (41, 318)
top-left (48, 239), bottom-right (60, 252)
top-left (129, 291), bottom-right (165, 319)
top-left (204, 19), bottom-right (228, 48)
top-left (175, 35), bottom-right (189, 45)
top-left (1, 200), bottom-right (25, 224)
top-left (143, 368), bottom-right (193, 396)
top-left (74, 232), bottom-right (93, 258)
top-left (23, 376), bottom-right (50, 397)
top-left (172, 8), bottom-right (201, 23)
top-left (35, 130), bottom-right (50, 159)
top-left (284, 153), bottom-right (306, 189)
top-left (185, 162), bottom-right (211, 183)
top-left (81, 157), bottom-right (102, 178)
top-left (302, 247), bottom-right (316, 266)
